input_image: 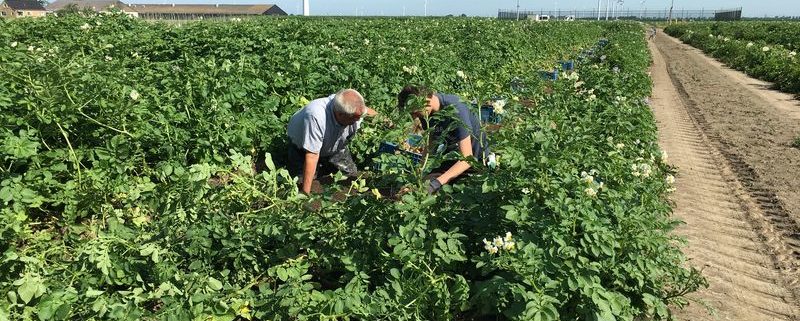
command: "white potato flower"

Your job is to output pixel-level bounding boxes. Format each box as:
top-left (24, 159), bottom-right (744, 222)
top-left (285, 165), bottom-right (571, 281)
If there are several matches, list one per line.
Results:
top-left (762, 46), bottom-right (770, 52)
top-left (666, 174), bottom-right (675, 185)
top-left (492, 100), bottom-right (506, 114)
top-left (585, 187), bottom-right (597, 197)
top-left (80, 23), bottom-right (91, 30)
top-left (456, 70), bottom-right (466, 79)
top-left (747, 42), bottom-right (754, 48)
top-left (493, 237), bottom-right (504, 247)
top-left (11, 41), bottom-right (18, 48)
top-left (129, 89), bottom-right (140, 101)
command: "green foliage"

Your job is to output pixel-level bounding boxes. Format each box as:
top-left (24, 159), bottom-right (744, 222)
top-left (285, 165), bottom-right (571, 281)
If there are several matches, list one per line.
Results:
top-left (665, 22), bottom-right (800, 95)
top-left (0, 14), bottom-right (703, 320)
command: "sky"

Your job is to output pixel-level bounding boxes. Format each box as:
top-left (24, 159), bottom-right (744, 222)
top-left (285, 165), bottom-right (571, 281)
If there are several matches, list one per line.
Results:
top-left (130, 0), bottom-right (800, 18)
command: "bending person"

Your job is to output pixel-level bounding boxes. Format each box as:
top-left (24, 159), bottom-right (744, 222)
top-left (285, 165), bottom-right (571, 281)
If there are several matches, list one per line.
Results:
top-left (397, 85), bottom-right (489, 194)
top-left (287, 89), bottom-right (377, 194)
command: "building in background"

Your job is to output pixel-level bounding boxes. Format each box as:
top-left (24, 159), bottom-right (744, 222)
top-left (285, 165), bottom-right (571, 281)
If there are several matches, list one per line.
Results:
top-left (46, 0), bottom-right (138, 17)
top-left (1, 0), bottom-right (47, 18)
top-left (128, 3), bottom-right (286, 20)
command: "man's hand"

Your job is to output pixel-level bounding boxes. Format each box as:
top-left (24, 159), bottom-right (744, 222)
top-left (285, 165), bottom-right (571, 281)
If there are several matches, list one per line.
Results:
top-left (428, 178), bottom-right (442, 194)
top-left (302, 152), bottom-right (320, 194)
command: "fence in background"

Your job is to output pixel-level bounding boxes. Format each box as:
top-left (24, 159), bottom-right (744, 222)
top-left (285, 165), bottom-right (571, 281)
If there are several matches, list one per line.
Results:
top-left (498, 8), bottom-right (743, 21)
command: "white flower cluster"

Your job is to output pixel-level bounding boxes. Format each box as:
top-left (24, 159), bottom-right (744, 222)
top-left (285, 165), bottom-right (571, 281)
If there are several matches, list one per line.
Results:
top-left (665, 174), bottom-right (676, 192)
top-left (402, 65), bottom-right (418, 75)
top-left (483, 232), bottom-right (516, 255)
top-left (581, 170), bottom-right (605, 197)
top-left (631, 163), bottom-right (652, 178)
top-left (709, 34), bottom-right (715, 38)
top-left (80, 23), bottom-right (91, 31)
top-left (10, 41), bottom-right (18, 48)
top-left (574, 81), bottom-right (584, 89)
top-left (456, 70), bottom-right (467, 79)
top-left (724, 37), bottom-right (730, 42)
top-left (492, 99), bottom-right (506, 115)
top-left (747, 42), bottom-right (754, 48)
top-left (660, 150), bottom-right (668, 163)
top-left (129, 89), bottom-right (140, 101)
top-left (565, 72), bottom-right (579, 81)
top-left (326, 42), bottom-right (342, 52)
top-left (363, 38), bottom-right (370, 45)
top-left (762, 46), bottom-right (770, 52)
top-left (790, 51), bottom-right (797, 57)
top-left (615, 143), bottom-right (625, 150)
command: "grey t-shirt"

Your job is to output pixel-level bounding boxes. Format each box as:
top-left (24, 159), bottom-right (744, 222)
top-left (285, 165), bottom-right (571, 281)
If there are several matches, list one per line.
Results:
top-left (287, 94), bottom-right (362, 158)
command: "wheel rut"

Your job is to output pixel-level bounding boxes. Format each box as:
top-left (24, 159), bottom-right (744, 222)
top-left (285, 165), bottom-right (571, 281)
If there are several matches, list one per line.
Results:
top-left (648, 33), bottom-right (800, 321)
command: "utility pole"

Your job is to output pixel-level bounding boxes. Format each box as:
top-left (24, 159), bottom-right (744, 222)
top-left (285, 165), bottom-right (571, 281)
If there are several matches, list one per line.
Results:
top-left (516, 0), bottom-right (520, 20)
top-left (667, 0), bottom-right (674, 22)
top-left (606, 0), bottom-right (610, 20)
top-left (302, 0), bottom-right (309, 16)
top-left (424, 0), bottom-right (428, 17)
top-left (597, 0), bottom-right (602, 20)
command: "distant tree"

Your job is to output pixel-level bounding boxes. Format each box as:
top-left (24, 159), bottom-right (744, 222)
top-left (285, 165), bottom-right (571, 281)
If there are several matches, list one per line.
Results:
top-left (56, 3), bottom-right (95, 16)
top-left (460, 13), bottom-right (467, 17)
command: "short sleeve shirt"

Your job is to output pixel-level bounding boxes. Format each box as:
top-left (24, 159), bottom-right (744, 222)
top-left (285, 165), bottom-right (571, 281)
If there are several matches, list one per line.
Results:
top-left (287, 94), bottom-right (361, 158)
top-left (426, 93), bottom-right (489, 161)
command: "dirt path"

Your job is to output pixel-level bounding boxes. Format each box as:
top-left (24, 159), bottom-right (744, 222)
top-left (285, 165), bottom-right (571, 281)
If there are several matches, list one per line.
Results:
top-left (648, 32), bottom-right (800, 320)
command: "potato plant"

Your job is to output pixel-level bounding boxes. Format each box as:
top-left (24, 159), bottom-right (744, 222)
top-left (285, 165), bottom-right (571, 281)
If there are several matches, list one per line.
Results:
top-left (666, 22), bottom-right (800, 96)
top-left (0, 14), bottom-right (703, 321)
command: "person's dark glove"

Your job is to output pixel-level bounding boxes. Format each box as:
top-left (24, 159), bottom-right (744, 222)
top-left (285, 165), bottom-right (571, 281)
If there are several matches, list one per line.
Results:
top-left (428, 178), bottom-right (442, 194)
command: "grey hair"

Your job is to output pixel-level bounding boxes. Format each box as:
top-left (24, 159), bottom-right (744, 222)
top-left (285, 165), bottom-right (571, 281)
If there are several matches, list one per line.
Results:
top-left (332, 89), bottom-right (365, 117)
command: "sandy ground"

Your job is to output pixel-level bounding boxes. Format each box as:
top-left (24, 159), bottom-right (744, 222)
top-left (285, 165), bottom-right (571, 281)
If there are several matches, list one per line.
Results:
top-left (649, 31), bottom-right (800, 320)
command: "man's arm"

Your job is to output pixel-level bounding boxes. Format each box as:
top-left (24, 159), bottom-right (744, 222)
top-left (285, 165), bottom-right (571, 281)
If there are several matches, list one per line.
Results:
top-left (302, 151), bottom-right (320, 194)
top-left (435, 136), bottom-right (473, 185)
top-left (365, 107), bottom-right (378, 117)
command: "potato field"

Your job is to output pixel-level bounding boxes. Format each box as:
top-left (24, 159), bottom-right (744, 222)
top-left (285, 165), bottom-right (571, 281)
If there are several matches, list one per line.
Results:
top-left (0, 14), bottom-right (705, 321)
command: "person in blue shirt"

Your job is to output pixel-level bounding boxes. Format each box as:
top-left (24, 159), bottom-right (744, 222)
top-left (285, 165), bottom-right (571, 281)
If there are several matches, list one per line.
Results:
top-left (397, 85), bottom-right (490, 194)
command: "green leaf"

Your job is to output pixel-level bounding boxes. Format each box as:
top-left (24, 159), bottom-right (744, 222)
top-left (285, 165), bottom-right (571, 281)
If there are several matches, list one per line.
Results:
top-left (207, 277), bottom-right (223, 291)
top-left (17, 279), bottom-right (38, 304)
top-left (389, 268), bottom-right (400, 279)
top-left (264, 153), bottom-right (275, 172)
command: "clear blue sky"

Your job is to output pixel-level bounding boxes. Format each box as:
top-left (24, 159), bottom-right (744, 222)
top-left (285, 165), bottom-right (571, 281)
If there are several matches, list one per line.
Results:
top-left (131, 0), bottom-right (799, 18)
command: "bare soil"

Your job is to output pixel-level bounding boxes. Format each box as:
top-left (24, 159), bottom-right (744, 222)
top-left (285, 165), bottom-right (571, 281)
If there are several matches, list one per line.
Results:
top-left (650, 31), bottom-right (800, 320)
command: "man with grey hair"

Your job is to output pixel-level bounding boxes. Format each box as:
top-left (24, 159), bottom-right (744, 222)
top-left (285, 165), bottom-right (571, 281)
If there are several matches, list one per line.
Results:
top-left (287, 89), bottom-right (377, 194)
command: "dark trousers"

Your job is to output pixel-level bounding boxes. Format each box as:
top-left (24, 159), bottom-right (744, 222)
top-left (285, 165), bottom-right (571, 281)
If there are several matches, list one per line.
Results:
top-left (287, 144), bottom-right (358, 180)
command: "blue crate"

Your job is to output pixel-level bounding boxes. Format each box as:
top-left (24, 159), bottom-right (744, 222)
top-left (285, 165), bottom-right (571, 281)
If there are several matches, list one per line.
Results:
top-left (479, 106), bottom-right (502, 124)
top-left (377, 142), bottom-right (422, 164)
top-left (560, 60), bottom-right (575, 71)
top-left (406, 134), bottom-right (423, 147)
top-left (539, 69), bottom-right (558, 81)
top-left (378, 142), bottom-right (398, 154)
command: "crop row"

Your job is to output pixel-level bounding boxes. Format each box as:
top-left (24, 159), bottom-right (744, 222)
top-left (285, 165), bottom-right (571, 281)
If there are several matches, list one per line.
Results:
top-left (1, 15), bottom-right (703, 320)
top-left (665, 23), bottom-right (800, 96)
top-left (668, 21), bottom-right (800, 50)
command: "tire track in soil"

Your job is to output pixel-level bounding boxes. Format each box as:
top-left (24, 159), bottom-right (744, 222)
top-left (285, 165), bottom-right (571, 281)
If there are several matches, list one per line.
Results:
top-left (648, 34), bottom-right (800, 321)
